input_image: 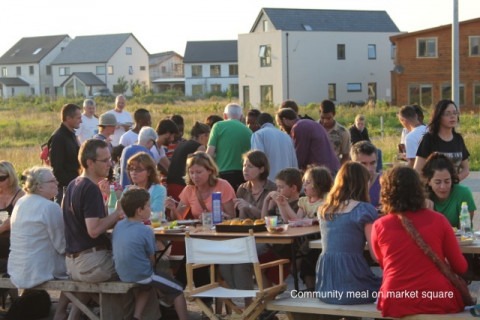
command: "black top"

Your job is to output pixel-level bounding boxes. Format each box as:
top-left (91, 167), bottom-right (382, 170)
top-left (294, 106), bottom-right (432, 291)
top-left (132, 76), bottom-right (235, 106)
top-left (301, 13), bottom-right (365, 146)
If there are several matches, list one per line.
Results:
top-left (416, 132), bottom-right (469, 171)
top-left (166, 140), bottom-right (201, 185)
top-left (0, 189), bottom-right (22, 216)
top-left (49, 123), bottom-right (80, 187)
top-left (349, 125), bottom-right (370, 145)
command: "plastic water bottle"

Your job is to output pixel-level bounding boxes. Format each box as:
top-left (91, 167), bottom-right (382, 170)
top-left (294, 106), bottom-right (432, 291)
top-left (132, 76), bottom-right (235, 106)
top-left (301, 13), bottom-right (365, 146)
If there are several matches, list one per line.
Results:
top-left (107, 185), bottom-right (117, 215)
top-left (459, 202), bottom-right (472, 237)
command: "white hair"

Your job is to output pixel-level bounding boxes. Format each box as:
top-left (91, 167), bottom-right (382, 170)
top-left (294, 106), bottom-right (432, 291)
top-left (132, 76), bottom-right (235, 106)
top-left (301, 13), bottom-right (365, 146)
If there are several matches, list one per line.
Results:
top-left (223, 103), bottom-right (243, 120)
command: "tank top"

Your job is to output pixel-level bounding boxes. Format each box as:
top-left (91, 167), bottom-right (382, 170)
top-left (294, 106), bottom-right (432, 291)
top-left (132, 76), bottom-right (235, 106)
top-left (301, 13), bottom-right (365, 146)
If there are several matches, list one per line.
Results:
top-left (0, 189), bottom-right (22, 216)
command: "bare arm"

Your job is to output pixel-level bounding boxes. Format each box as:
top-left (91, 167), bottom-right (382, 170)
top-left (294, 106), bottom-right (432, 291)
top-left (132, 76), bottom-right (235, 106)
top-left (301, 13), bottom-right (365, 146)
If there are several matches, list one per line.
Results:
top-left (85, 210), bottom-right (123, 239)
top-left (222, 200), bottom-right (235, 219)
top-left (458, 159), bottom-right (470, 181)
top-left (276, 198), bottom-right (301, 222)
top-left (165, 198), bottom-right (189, 220)
top-left (206, 146), bottom-right (216, 158)
top-left (413, 156), bottom-right (426, 178)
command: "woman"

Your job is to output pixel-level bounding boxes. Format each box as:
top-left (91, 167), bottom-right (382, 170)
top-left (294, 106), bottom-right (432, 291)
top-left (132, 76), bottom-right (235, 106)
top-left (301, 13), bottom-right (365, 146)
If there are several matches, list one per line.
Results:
top-left (316, 162), bottom-right (381, 305)
top-left (166, 121), bottom-right (210, 201)
top-left (414, 99), bottom-right (470, 181)
top-left (422, 153), bottom-right (476, 227)
top-left (234, 150), bottom-right (276, 219)
top-left (372, 166), bottom-right (467, 317)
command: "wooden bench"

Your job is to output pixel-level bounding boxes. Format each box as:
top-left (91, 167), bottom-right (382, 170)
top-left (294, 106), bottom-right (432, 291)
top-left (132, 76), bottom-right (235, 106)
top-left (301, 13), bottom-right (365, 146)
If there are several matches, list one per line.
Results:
top-left (0, 278), bottom-right (139, 320)
top-left (266, 297), bottom-right (472, 319)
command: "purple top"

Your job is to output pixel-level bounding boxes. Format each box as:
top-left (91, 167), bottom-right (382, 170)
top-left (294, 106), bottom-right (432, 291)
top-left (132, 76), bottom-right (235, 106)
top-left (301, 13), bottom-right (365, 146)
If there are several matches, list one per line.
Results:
top-left (369, 173), bottom-right (381, 208)
top-left (291, 119), bottom-right (340, 173)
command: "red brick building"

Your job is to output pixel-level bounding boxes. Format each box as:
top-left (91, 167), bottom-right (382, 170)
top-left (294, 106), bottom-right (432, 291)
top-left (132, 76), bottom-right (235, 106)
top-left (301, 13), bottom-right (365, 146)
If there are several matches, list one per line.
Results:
top-left (390, 18), bottom-right (480, 109)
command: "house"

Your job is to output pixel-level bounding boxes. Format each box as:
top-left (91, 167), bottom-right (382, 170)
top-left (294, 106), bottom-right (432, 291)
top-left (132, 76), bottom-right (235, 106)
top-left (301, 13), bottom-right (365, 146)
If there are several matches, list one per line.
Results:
top-left (390, 18), bottom-right (480, 109)
top-left (0, 35), bottom-right (71, 98)
top-left (150, 51), bottom-right (184, 93)
top-left (183, 40), bottom-right (239, 97)
top-left (238, 8), bottom-right (400, 108)
top-left (51, 33), bottom-right (149, 97)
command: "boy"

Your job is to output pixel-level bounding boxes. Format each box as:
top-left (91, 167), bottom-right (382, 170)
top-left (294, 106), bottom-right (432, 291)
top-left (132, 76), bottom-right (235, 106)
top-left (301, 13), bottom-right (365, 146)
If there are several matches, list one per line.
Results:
top-left (112, 189), bottom-right (188, 320)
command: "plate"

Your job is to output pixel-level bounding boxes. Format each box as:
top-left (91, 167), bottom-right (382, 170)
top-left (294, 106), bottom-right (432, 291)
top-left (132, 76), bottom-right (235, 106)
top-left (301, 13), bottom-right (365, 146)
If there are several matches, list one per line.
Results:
top-left (459, 239), bottom-right (475, 246)
top-left (154, 226), bottom-right (186, 233)
top-left (176, 219), bottom-right (201, 225)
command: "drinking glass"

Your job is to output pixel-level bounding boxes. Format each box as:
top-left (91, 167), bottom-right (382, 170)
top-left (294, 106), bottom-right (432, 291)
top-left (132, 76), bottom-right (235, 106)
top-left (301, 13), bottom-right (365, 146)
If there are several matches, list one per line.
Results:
top-left (202, 212), bottom-right (213, 231)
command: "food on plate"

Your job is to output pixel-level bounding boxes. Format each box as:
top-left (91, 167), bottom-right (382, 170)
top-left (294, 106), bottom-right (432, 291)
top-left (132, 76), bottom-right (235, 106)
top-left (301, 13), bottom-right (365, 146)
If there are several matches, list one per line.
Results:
top-left (266, 224), bottom-right (288, 234)
top-left (167, 220), bottom-right (178, 230)
top-left (242, 219), bottom-right (254, 225)
top-left (230, 219), bottom-right (242, 225)
top-left (218, 220), bottom-right (231, 225)
top-left (254, 219), bottom-right (265, 225)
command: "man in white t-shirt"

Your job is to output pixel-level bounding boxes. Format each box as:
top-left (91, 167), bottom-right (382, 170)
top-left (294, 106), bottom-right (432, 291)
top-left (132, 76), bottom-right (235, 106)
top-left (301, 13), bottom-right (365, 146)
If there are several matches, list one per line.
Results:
top-left (107, 95), bottom-right (133, 147)
top-left (119, 108), bottom-right (151, 147)
top-left (76, 99), bottom-right (99, 144)
top-left (398, 105), bottom-right (427, 167)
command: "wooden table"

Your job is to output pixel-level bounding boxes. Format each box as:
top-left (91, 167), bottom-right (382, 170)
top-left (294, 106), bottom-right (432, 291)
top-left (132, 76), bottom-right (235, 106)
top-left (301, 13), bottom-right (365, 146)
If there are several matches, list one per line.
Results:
top-left (154, 225), bottom-right (320, 290)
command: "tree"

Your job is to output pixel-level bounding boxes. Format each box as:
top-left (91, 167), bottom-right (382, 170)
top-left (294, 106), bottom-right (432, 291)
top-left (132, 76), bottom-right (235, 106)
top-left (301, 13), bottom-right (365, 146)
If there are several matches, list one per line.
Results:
top-left (113, 76), bottom-right (128, 94)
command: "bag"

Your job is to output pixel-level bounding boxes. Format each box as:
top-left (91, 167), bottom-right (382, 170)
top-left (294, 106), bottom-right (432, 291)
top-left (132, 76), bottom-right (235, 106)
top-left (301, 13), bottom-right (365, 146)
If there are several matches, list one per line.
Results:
top-left (40, 138), bottom-right (51, 166)
top-left (6, 289), bottom-right (52, 320)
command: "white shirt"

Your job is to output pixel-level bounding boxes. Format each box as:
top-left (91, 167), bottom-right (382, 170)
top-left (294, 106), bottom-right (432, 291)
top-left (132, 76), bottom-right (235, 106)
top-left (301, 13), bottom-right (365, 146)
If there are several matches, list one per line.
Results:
top-left (119, 130), bottom-right (138, 147)
top-left (106, 109), bottom-right (133, 147)
top-left (76, 114), bottom-right (99, 144)
top-left (405, 125), bottom-right (428, 159)
top-left (8, 194), bottom-right (67, 288)
top-left (150, 145), bottom-right (166, 163)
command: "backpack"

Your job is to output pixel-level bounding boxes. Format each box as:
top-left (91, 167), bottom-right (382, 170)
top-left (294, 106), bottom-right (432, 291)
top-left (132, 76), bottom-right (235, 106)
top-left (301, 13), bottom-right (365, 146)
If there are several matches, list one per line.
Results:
top-left (5, 289), bottom-right (52, 320)
top-left (40, 137), bottom-right (52, 166)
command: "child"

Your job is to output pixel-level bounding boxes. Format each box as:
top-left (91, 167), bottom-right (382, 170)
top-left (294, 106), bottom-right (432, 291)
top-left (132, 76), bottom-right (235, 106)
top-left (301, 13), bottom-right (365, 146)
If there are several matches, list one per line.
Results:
top-left (112, 189), bottom-right (188, 320)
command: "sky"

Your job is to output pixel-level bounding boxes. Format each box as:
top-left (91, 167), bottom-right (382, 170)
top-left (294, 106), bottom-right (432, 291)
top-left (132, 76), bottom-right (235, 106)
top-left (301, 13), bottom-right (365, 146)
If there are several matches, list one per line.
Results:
top-left (1, 0), bottom-right (479, 57)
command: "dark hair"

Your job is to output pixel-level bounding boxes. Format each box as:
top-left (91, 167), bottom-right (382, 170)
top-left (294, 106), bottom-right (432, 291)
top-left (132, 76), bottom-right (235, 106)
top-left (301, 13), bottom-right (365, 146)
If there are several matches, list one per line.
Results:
top-left (205, 114), bottom-right (223, 128)
top-left (428, 99), bottom-right (458, 135)
top-left (304, 166), bottom-right (333, 199)
top-left (127, 152), bottom-right (160, 188)
top-left (247, 109), bottom-right (261, 118)
top-left (350, 140), bottom-right (377, 160)
top-left (156, 119), bottom-right (179, 135)
top-left (280, 100), bottom-right (299, 113)
top-left (380, 166), bottom-right (425, 214)
top-left (111, 145), bottom-right (125, 163)
top-left (61, 104), bottom-right (81, 121)
top-left (320, 100), bottom-right (336, 114)
top-left (243, 150), bottom-right (270, 181)
top-left (276, 108), bottom-right (297, 121)
top-left (258, 112), bottom-right (274, 126)
top-left (399, 105), bottom-right (417, 121)
top-left (133, 108), bottom-right (150, 122)
top-left (422, 153), bottom-right (459, 195)
top-left (121, 188), bottom-right (150, 218)
top-left (275, 168), bottom-right (302, 192)
top-left (411, 104), bottom-right (424, 123)
top-left (190, 121), bottom-right (210, 138)
top-left (79, 139), bottom-right (108, 169)
top-left (171, 114), bottom-right (184, 126)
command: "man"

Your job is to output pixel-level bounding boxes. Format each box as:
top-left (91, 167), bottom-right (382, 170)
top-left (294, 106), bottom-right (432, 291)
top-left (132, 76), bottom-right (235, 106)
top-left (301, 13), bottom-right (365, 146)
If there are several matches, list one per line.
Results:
top-left (318, 99), bottom-right (351, 164)
top-left (398, 105), bottom-right (428, 167)
top-left (154, 118), bottom-right (179, 175)
top-left (251, 112), bottom-right (298, 181)
top-left (350, 141), bottom-right (380, 208)
top-left (93, 112), bottom-right (118, 151)
top-left (246, 109), bottom-right (261, 132)
top-left (119, 108), bottom-right (152, 147)
top-left (106, 95), bottom-right (133, 147)
top-left (50, 103), bottom-right (82, 204)
top-left (207, 103), bottom-right (252, 190)
top-left (276, 107), bottom-right (339, 174)
top-left (280, 99), bottom-right (314, 120)
top-left (76, 99), bottom-right (99, 144)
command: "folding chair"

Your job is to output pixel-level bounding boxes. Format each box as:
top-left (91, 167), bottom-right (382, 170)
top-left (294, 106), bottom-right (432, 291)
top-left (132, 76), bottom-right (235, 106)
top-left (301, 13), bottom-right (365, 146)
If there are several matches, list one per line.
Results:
top-left (184, 231), bottom-right (289, 320)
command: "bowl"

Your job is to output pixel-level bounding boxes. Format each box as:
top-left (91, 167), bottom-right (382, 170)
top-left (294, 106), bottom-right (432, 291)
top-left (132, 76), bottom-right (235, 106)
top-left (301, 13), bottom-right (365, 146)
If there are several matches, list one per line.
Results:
top-left (267, 224), bottom-right (289, 234)
top-left (288, 218), bottom-right (313, 227)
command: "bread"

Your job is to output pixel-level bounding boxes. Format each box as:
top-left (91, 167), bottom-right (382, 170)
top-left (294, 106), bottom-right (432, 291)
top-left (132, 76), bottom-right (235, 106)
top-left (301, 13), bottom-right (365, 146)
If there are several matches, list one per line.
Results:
top-left (254, 219), bottom-right (265, 225)
top-left (230, 219), bottom-right (242, 225)
top-left (242, 219), bottom-right (254, 225)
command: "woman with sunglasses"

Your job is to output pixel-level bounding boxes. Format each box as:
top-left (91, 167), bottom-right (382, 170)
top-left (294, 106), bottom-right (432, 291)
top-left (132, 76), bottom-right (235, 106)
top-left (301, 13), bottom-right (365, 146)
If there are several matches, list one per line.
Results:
top-left (414, 99), bottom-right (470, 181)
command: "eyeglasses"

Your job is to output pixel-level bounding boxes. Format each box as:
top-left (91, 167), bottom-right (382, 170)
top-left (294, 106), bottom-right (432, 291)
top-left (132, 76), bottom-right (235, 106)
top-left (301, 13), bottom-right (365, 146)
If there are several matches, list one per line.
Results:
top-left (94, 157), bottom-right (112, 163)
top-left (128, 167), bottom-right (146, 173)
top-left (42, 179), bottom-right (58, 184)
top-left (442, 111), bottom-right (459, 117)
top-left (0, 175), bottom-right (9, 182)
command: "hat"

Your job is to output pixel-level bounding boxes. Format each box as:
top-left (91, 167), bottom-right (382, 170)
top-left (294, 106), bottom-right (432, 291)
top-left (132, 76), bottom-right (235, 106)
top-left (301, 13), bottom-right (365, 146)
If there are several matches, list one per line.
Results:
top-left (98, 113), bottom-right (117, 126)
top-left (138, 126), bottom-right (158, 144)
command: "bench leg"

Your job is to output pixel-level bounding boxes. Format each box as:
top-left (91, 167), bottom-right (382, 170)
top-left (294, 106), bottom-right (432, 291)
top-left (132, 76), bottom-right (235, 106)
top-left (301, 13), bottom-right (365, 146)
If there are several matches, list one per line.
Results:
top-left (64, 292), bottom-right (99, 320)
top-left (99, 289), bottom-right (161, 320)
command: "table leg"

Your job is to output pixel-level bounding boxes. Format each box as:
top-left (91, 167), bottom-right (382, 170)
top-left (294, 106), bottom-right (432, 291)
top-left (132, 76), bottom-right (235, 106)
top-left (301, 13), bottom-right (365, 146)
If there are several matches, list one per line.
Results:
top-left (291, 243), bottom-right (299, 291)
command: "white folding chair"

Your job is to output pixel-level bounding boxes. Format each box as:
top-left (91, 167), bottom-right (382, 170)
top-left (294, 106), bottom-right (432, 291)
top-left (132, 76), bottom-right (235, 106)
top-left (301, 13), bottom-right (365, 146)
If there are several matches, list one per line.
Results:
top-left (184, 231), bottom-right (288, 320)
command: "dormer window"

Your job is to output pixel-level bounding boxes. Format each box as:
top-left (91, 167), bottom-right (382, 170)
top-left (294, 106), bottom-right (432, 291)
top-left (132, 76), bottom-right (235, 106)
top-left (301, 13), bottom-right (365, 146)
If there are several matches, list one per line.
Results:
top-left (302, 24), bottom-right (312, 31)
top-left (10, 49), bottom-right (20, 57)
top-left (32, 48), bottom-right (42, 55)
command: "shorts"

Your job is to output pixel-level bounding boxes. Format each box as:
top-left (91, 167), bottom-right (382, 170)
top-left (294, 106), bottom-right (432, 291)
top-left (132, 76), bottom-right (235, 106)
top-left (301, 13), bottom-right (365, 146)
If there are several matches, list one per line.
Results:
top-left (66, 250), bottom-right (117, 283)
top-left (137, 270), bottom-right (184, 304)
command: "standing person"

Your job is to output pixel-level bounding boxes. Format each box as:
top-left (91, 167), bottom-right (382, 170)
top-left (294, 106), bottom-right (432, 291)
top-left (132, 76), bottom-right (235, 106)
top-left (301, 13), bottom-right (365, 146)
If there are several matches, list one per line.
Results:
top-left (107, 95), bottom-right (133, 147)
top-left (166, 114), bottom-right (186, 160)
top-left (246, 109), bottom-right (261, 132)
top-left (276, 107), bottom-right (339, 174)
top-left (414, 99), bottom-right (470, 181)
top-left (119, 108), bottom-right (152, 147)
top-left (316, 162), bottom-right (381, 305)
top-left (92, 113), bottom-right (118, 151)
top-left (50, 103), bottom-right (82, 205)
top-left (250, 112), bottom-right (298, 181)
top-left (349, 114), bottom-right (370, 145)
top-left (318, 99), bottom-right (351, 164)
top-left (350, 141), bottom-right (381, 208)
top-left (205, 114), bottom-right (223, 128)
top-left (399, 105), bottom-right (425, 161)
top-left (372, 166), bottom-right (467, 317)
top-left (153, 119), bottom-right (179, 175)
top-left (207, 103), bottom-right (252, 191)
top-left (76, 99), bottom-right (98, 144)
top-left (397, 105), bottom-right (427, 166)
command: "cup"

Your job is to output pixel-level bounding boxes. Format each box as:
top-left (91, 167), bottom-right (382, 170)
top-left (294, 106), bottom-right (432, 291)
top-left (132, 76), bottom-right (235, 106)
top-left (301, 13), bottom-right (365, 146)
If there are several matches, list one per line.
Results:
top-left (265, 216), bottom-right (278, 228)
top-left (202, 212), bottom-right (213, 231)
top-left (151, 211), bottom-right (162, 228)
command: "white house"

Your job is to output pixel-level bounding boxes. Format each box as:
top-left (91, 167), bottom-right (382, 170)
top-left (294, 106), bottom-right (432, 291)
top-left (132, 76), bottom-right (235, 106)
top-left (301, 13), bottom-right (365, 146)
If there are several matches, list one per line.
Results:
top-left (51, 33), bottom-right (149, 97)
top-left (150, 51), bottom-right (184, 93)
top-left (183, 40), bottom-right (239, 97)
top-left (238, 8), bottom-right (400, 108)
top-left (0, 35), bottom-right (71, 98)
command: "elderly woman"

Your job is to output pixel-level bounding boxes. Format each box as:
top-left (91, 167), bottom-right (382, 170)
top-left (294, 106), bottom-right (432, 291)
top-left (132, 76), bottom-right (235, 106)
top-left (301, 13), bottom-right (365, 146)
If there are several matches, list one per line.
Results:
top-left (372, 166), bottom-right (467, 317)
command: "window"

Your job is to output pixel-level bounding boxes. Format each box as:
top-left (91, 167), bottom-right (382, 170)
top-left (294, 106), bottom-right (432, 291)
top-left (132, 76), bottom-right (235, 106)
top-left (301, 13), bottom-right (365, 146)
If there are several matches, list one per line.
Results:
top-left (128, 66), bottom-right (134, 75)
top-left (229, 84), bottom-right (239, 96)
top-left (210, 65), bottom-right (221, 77)
top-left (126, 47), bottom-right (132, 55)
top-left (391, 44), bottom-right (396, 59)
top-left (368, 44), bottom-right (377, 59)
top-left (347, 83), bottom-right (362, 92)
top-left (210, 84), bottom-right (221, 92)
top-left (30, 88), bottom-right (35, 95)
top-left (441, 84), bottom-right (465, 106)
top-left (328, 84), bottom-right (336, 101)
top-left (192, 84), bottom-right (203, 96)
top-left (96, 66), bottom-right (106, 75)
top-left (32, 48), bottom-right (42, 55)
top-left (259, 45), bottom-right (271, 67)
top-left (107, 65), bottom-right (114, 75)
top-left (417, 38), bottom-right (437, 57)
top-left (140, 66), bottom-right (146, 71)
top-left (263, 20), bottom-right (268, 32)
top-left (470, 36), bottom-right (480, 56)
top-left (1, 67), bottom-right (6, 77)
top-left (192, 65), bottom-right (202, 77)
top-left (243, 86), bottom-right (250, 108)
top-left (59, 67), bottom-right (70, 76)
top-left (46, 65), bottom-right (51, 75)
top-left (16, 66), bottom-right (21, 76)
top-left (229, 64), bottom-right (238, 76)
top-left (45, 87), bottom-right (50, 95)
top-left (29, 66), bottom-right (34, 75)
top-left (260, 85), bottom-right (273, 107)
top-left (474, 84), bottom-right (480, 106)
top-left (337, 44), bottom-right (346, 60)
top-left (302, 24), bottom-right (312, 31)
top-left (408, 84), bottom-right (433, 107)
top-left (368, 83), bottom-right (377, 101)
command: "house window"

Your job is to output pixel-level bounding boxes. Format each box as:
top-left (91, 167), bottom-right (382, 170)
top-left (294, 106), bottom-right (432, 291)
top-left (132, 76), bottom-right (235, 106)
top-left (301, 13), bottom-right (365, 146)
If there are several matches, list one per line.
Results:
top-left (140, 66), bottom-right (146, 71)
top-left (391, 44), bottom-right (396, 59)
top-left (32, 48), bottom-right (42, 55)
top-left (441, 84), bottom-right (465, 106)
top-left (368, 44), bottom-right (377, 60)
top-left (45, 87), bottom-right (50, 95)
top-left (243, 86), bottom-right (250, 108)
top-left (328, 84), bottom-right (336, 101)
top-left (29, 66), bottom-right (34, 75)
top-left (263, 20), bottom-right (268, 32)
top-left (260, 85), bottom-right (273, 107)
top-left (210, 65), bottom-right (221, 77)
top-left (16, 66), bottom-right (21, 76)
top-left (96, 66), bottom-right (106, 75)
top-left (59, 67), bottom-right (70, 76)
top-left (409, 84), bottom-right (433, 107)
top-left (469, 36), bottom-right (480, 56)
top-left (210, 84), bottom-right (221, 93)
top-left (337, 44), bottom-right (346, 60)
top-left (46, 65), bottom-right (51, 75)
top-left (302, 24), bottom-right (312, 31)
top-left (474, 84), bottom-right (480, 106)
top-left (192, 84), bottom-right (203, 96)
top-left (259, 45), bottom-right (271, 67)
top-left (347, 83), bottom-right (362, 92)
top-left (128, 66), bottom-right (134, 75)
top-left (107, 65), bottom-right (114, 75)
top-left (229, 64), bottom-right (238, 76)
top-left (1, 68), bottom-right (6, 77)
top-left (417, 38), bottom-right (437, 58)
top-left (229, 84), bottom-right (239, 96)
top-left (192, 65), bottom-right (202, 77)
top-left (31, 88), bottom-right (35, 95)
top-left (126, 47), bottom-right (132, 55)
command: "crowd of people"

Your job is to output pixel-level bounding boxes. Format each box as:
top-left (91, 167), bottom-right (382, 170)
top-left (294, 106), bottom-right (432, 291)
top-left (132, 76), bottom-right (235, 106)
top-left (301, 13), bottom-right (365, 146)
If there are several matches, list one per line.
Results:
top-left (0, 95), bottom-right (476, 319)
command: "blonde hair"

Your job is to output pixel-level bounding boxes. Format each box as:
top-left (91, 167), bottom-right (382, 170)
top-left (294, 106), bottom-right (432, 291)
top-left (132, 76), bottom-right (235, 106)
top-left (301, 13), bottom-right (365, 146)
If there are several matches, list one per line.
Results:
top-left (0, 161), bottom-right (19, 190)
top-left (355, 114), bottom-right (366, 122)
top-left (185, 152), bottom-right (219, 187)
top-left (22, 166), bottom-right (54, 194)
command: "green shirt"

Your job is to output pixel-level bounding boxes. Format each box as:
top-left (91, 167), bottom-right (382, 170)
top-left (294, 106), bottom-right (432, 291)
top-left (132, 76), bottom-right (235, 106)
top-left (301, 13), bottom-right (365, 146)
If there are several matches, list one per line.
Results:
top-left (433, 184), bottom-right (476, 227)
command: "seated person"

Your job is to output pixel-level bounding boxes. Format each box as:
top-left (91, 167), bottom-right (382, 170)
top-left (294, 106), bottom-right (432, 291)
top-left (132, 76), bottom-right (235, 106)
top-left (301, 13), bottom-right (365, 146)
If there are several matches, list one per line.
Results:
top-left (350, 141), bottom-right (381, 208)
top-left (112, 188), bottom-right (188, 320)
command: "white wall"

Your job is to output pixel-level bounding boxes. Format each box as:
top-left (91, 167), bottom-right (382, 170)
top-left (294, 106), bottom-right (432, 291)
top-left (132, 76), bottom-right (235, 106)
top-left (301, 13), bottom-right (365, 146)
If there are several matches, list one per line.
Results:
top-left (184, 62), bottom-right (238, 96)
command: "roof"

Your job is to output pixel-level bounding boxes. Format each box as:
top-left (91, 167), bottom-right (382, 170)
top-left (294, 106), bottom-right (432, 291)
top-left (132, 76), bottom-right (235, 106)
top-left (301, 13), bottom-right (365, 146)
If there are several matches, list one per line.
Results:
top-left (52, 33), bottom-right (146, 65)
top-left (0, 77), bottom-right (30, 86)
top-left (252, 8), bottom-right (399, 33)
top-left (183, 40), bottom-right (237, 63)
top-left (150, 51), bottom-right (183, 64)
top-left (59, 72), bottom-right (105, 87)
top-left (0, 35), bottom-right (70, 64)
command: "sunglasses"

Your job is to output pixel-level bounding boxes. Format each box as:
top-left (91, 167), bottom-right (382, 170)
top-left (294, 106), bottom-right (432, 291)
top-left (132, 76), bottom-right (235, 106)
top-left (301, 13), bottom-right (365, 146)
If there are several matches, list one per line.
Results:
top-left (0, 175), bottom-right (9, 182)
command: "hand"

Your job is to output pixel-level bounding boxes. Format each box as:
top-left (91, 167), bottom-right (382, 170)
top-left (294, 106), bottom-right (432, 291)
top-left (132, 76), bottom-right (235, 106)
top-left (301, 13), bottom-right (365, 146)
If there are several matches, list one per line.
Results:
top-left (165, 197), bottom-right (178, 210)
top-left (98, 179), bottom-right (110, 195)
top-left (233, 198), bottom-right (249, 211)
